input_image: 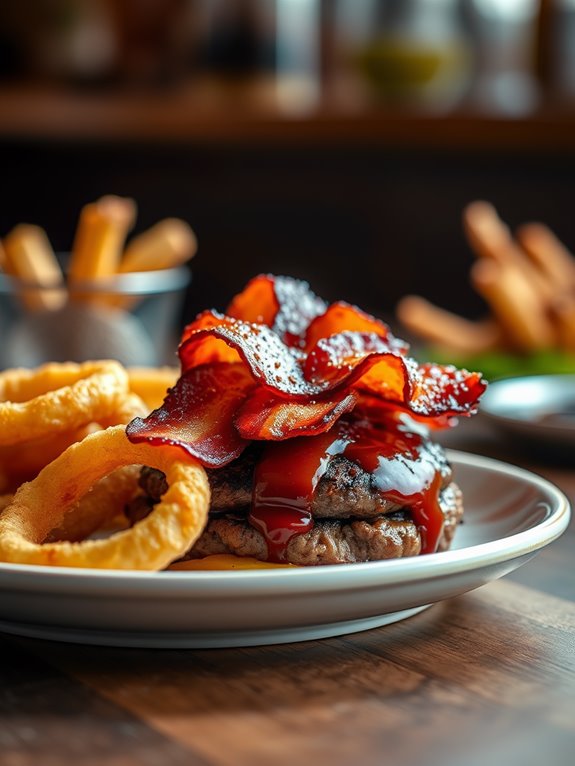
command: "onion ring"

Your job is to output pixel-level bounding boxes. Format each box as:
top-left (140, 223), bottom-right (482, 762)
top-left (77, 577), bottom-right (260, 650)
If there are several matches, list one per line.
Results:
top-left (0, 494), bottom-right (12, 513)
top-left (0, 391), bottom-right (147, 493)
top-left (0, 426), bottom-right (94, 492)
top-left (0, 361), bottom-right (130, 445)
top-left (47, 464), bottom-right (141, 543)
top-left (0, 425), bottom-right (210, 569)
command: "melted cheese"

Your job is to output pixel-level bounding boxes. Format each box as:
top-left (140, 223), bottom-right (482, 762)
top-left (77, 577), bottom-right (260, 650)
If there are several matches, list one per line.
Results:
top-left (167, 554), bottom-right (294, 571)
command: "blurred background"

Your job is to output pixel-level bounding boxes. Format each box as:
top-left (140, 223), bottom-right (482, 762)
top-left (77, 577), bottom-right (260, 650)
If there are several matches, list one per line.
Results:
top-left (0, 0), bottom-right (574, 332)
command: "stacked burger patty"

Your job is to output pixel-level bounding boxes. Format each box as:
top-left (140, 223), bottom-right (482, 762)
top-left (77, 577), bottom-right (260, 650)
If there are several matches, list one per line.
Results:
top-left (127, 439), bottom-right (463, 566)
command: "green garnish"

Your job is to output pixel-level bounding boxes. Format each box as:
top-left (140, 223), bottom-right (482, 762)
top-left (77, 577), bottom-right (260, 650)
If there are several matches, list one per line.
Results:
top-left (425, 348), bottom-right (575, 382)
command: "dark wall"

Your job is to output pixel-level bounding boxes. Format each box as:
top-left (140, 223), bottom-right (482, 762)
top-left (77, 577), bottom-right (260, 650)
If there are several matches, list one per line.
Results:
top-left (1, 138), bottom-right (574, 335)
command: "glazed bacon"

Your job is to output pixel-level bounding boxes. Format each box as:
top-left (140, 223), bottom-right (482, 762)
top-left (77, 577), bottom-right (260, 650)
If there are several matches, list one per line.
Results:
top-left (127, 275), bottom-right (487, 467)
top-left (128, 363), bottom-right (254, 467)
top-left (227, 274), bottom-right (327, 347)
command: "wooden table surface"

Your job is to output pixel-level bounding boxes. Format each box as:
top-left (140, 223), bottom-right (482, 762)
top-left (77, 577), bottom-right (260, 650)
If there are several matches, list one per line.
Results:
top-left (1, 416), bottom-right (573, 766)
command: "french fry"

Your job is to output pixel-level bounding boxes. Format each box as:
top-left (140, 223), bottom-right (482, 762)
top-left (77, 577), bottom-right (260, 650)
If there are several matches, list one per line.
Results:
top-left (120, 218), bottom-right (197, 273)
top-left (3, 224), bottom-right (65, 311)
top-left (471, 259), bottom-right (556, 352)
top-left (0, 240), bottom-right (6, 271)
top-left (68, 195), bottom-right (136, 287)
top-left (463, 201), bottom-right (514, 263)
top-left (463, 201), bottom-right (555, 303)
top-left (397, 202), bottom-right (575, 363)
top-left (102, 219), bottom-right (196, 311)
top-left (516, 222), bottom-right (575, 294)
top-left (551, 297), bottom-right (575, 352)
top-left (396, 295), bottom-right (502, 355)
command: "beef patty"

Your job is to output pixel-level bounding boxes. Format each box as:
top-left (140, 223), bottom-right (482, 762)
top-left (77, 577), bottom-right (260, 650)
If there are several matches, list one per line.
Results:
top-left (126, 442), bottom-right (463, 566)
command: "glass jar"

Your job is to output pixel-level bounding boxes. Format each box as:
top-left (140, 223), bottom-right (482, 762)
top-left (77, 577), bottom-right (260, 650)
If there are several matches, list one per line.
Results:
top-left (336, 0), bottom-right (473, 111)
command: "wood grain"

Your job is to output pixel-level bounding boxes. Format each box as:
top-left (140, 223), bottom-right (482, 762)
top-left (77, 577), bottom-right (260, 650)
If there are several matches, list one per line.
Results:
top-left (9, 579), bottom-right (574, 766)
top-left (0, 636), bottom-right (207, 766)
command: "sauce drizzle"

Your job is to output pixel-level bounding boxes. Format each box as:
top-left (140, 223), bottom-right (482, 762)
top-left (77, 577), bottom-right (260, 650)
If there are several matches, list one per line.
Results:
top-left (249, 406), bottom-right (445, 562)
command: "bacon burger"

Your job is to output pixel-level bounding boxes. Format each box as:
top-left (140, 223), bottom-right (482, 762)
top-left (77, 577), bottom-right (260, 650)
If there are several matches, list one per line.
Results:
top-left (126, 276), bottom-right (486, 566)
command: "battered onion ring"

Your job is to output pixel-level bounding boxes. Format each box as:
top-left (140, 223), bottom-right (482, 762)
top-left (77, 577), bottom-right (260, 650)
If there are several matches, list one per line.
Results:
top-left (0, 392), bottom-right (147, 493)
top-left (0, 361), bottom-right (130, 445)
top-left (0, 425), bottom-right (210, 569)
top-left (0, 426), bottom-right (94, 491)
top-left (47, 464), bottom-right (141, 543)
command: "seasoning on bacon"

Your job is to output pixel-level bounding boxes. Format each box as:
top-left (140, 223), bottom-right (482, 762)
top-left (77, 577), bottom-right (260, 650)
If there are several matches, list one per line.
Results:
top-left (127, 275), bottom-right (486, 559)
top-left (128, 275), bottom-right (486, 468)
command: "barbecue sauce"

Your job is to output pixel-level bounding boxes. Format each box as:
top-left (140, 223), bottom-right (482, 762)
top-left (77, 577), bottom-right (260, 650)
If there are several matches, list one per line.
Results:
top-left (249, 429), bottom-right (348, 562)
top-left (249, 408), bottom-right (445, 562)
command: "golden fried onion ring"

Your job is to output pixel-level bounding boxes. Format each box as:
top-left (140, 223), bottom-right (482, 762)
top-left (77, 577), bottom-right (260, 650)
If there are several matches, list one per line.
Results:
top-left (0, 425), bottom-right (210, 569)
top-left (0, 361), bottom-right (130, 445)
top-left (0, 390), bottom-right (147, 493)
top-left (47, 464), bottom-right (141, 543)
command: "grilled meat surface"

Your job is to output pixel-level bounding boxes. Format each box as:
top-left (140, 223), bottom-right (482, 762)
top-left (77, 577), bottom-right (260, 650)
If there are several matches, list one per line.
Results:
top-left (128, 441), bottom-right (462, 566)
top-left (183, 482), bottom-right (462, 565)
top-left (135, 441), bottom-right (452, 521)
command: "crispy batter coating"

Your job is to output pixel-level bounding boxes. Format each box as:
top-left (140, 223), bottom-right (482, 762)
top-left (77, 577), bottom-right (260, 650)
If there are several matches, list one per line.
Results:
top-left (0, 425), bottom-right (210, 570)
top-left (0, 361), bottom-right (130, 445)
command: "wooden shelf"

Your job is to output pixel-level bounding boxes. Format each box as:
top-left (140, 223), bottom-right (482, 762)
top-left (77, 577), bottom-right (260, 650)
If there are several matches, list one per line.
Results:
top-left (1, 79), bottom-right (575, 152)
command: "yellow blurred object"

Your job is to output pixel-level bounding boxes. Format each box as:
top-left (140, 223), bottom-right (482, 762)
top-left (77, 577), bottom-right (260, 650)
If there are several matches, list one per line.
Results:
top-left (127, 366), bottom-right (179, 410)
top-left (121, 218), bottom-right (197, 273)
top-left (69, 195), bottom-right (136, 286)
top-left (168, 554), bottom-right (294, 571)
top-left (1, 196), bottom-right (194, 368)
top-left (3, 224), bottom-right (65, 311)
top-left (397, 201), bottom-right (575, 363)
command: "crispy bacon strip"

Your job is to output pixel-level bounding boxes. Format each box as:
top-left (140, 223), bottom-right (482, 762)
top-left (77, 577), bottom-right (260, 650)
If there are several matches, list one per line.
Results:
top-left (127, 364), bottom-right (254, 467)
top-left (236, 388), bottom-right (358, 440)
top-left (227, 274), bottom-right (327, 346)
top-left (128, 276), bottom-right (486, 466)
top-left (179, 312), bottom-right (310, 397)
top-left (304, 302), bottom-right (408, 354)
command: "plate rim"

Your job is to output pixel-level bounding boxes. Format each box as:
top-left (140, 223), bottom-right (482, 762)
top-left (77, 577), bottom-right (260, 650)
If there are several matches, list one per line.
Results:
top-left (0, 449), bottom-right (569, 594)
top-left (480, 373), bottom-right (575, 436)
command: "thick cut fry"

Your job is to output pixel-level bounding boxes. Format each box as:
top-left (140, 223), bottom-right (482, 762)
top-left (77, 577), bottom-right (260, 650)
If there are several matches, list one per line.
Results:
top-left (463, 201), bottom-right (514, 262)
top-left (68, 196), bottom-right (136, 285)
top-left (396, 295), bottom-right (502, 355)
top-left (0, 360), bottom-right (130, 445)
top-left (120, 218), bottom-right (197, 272)
top-left (0, 425), bottom-right (210, 570)
top-left (471, 259), bottom-right (556, 352)
top-left (463, 201), bottom-right (554, 303)
top-left (3, 224), bottom-right (65, 311)
top-left (551, 297), bottom-right (575, 352)
top-left (516, 222), bottom-right (575, 294)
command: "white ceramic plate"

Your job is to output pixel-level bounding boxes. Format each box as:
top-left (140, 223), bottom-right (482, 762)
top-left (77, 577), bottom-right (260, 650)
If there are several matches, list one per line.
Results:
top-left (481, 374), bottom-right (575, 449)
top-left (0, 451), bottom-right (569, 648)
